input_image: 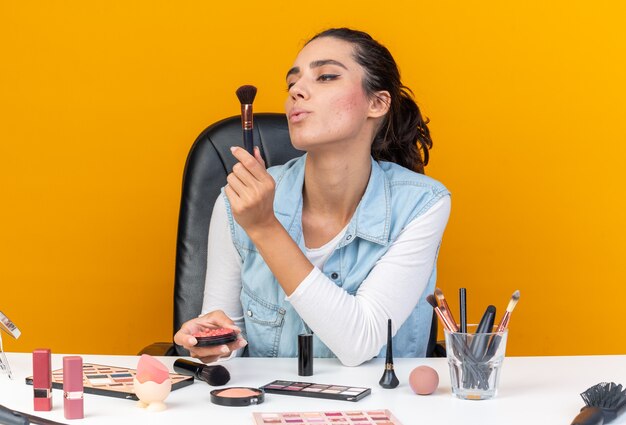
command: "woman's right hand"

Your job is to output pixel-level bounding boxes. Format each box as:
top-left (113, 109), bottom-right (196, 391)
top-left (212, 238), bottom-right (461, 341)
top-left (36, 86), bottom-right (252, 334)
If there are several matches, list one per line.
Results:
top-left (173, 310), bottom-right (247, 364)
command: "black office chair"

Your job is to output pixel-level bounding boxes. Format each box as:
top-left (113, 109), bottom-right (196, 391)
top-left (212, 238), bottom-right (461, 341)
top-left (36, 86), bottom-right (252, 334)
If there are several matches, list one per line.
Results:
top-left (140, 113), bottom-right (444, 358)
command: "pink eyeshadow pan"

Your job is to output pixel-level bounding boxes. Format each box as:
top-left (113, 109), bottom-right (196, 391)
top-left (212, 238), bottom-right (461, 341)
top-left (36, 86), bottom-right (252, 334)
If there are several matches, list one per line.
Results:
top-left (217, 388), bottom-right (259, 397)
top-left (210, 387), bottom-right (264, 407)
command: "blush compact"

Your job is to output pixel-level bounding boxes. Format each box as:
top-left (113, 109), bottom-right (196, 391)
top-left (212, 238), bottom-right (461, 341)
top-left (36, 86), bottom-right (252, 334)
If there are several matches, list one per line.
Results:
top-left (193, 328), bottom-right (237, 347)
top-left (210, 387), bottom-right (265, 407)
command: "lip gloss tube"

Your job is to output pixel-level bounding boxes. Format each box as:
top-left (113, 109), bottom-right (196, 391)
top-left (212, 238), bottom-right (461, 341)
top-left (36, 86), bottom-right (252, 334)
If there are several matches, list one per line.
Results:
top-left (63, 356), bottom-right (84, 419)
top-left (33, 349), bottom-right (52, 411)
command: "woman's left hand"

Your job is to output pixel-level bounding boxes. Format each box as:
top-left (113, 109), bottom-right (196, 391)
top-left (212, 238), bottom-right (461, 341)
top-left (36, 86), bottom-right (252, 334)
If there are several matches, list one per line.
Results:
top-left (225, 146), bottom-right (277, 233)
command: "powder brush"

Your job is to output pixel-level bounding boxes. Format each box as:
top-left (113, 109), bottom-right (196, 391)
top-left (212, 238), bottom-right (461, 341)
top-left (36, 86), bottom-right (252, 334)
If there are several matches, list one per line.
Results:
top-left (173, 358), bottom-right (231, 386)
top-left (378, 319), bottom-right (399, 389)
top-left (235, 85), bottom-right (258, 155)
top-left (571, 382), bottom-right (626, 425)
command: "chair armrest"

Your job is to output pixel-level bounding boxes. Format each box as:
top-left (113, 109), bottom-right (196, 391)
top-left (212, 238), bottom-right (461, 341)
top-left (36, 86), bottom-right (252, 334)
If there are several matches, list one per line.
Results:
top-left (138, 342), bottom-right (177, 356)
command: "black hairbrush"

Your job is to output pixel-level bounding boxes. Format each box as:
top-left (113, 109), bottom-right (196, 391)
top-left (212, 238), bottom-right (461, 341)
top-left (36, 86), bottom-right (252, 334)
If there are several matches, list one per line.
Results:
top-left (571, 382), bottom-right (626, 425)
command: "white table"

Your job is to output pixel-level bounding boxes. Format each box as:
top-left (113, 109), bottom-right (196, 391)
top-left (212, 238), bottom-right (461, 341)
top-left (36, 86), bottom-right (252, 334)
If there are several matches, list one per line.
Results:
top-left (1, 353), bottom-right (625, 424)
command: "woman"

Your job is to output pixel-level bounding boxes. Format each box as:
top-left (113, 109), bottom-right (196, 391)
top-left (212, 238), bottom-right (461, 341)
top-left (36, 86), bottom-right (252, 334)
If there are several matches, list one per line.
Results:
top-left (174, 28), bottom-right (450, 366)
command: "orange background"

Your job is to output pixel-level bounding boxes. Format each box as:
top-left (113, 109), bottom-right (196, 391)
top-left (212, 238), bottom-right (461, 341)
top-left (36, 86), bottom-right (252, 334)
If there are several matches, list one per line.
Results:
top-left (1, 1), bottom-right (625, 356)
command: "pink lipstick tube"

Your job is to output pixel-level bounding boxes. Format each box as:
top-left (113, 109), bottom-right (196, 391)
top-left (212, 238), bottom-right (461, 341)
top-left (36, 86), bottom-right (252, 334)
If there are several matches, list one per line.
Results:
top-left (63, 356), bottom-right (84, 419)
top-left (33, 348), bottom-right (52, 411)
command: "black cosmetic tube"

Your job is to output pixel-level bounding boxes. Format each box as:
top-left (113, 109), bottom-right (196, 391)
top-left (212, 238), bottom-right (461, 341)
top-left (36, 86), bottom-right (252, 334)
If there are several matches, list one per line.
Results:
top-left (298, 334), bottom-right (313, 376)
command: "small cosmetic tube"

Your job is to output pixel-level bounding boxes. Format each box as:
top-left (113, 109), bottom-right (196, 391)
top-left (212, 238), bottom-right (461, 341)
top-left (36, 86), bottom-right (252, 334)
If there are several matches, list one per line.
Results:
top-left (63, 356), bottom-right (84, 420)
top-left (298, 334), bottom-right (313, 376)
top-left (33, 349), bottom-right (52, 411)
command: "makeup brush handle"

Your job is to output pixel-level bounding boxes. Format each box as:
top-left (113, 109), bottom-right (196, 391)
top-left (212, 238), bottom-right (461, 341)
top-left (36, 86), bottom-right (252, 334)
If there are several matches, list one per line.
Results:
top-left (433, 307), bottom-right (455, 332)
top-left (570, 406), bottom-right (604, 425)
top-left (459, 288), bottom-right (467, 333)
top-left (243, 129), bottom-right (254, 155)
top-left (0, 403), bottom-right (69, 425)
top-left (0, 405), bottom-right (28, 425)
top-left (495, 311), bottom-right (511, 333)
top-left (440, 307), bottom-right (459, 332)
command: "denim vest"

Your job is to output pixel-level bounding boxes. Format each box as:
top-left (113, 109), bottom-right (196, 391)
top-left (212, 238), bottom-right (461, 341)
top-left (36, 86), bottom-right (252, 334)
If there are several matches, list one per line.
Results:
top-left (222, 154), bottom-right (449, 359)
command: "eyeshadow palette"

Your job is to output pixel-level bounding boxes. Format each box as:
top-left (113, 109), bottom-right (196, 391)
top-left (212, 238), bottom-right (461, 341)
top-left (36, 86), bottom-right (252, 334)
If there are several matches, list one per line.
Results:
top-left (260, 380), bottom-right (371, 402)
top-left (25, 362), bottom-right (193, 400)
top-left (252, 409), bottom-right (402, 424)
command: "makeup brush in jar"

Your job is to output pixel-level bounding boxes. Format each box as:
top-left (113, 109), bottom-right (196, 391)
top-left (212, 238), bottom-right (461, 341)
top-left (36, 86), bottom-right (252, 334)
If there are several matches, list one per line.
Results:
top-left (235, 85), bottom-right (258, 155)
top-left (495, 290), bottom-right (520, 332)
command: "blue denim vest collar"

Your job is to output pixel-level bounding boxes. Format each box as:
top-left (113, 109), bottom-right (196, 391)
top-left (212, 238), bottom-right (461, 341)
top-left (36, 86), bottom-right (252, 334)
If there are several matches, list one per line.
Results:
top-left (223, 154), bottom-right (449, 359)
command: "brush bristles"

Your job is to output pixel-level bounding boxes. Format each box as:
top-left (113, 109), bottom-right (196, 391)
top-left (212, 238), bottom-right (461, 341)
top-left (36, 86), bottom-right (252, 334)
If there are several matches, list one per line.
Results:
top-left (426, 294), bottom-right (438, 308)
top-left (434, 287), bottom-right (445, 300)
top-left (506, 290), bottom-right (520, 313)
top-left (200, 364), bottom-right (231, 386)
top-left (581, 382), bottom-right (626, 409)
top-left (236, 85), bottom-right (257, 104)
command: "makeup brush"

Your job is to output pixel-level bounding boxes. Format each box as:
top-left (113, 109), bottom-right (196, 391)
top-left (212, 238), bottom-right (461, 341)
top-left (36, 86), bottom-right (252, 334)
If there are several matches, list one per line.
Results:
top-left (435, 287), bottom-right (459, 332)
top-left (459, 287), bottom-right (467, 333)
top-left (235, 85), bottom-right (258, 155)
top-left (379, 319), bottom-right (399, 389)
top-left (571, 382), bottom-right (626, 425)
top-left (426, 294), bottom-right (454, 332)
top-left (173, 358), bottom-right (231, 386)
top-left (495, 290), bottom-right (520, 333)
top-left (0, 403), bottom-right (67, 425)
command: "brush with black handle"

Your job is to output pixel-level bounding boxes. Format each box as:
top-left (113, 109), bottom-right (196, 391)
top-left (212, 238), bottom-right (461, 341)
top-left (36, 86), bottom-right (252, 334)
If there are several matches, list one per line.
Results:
top-left (173, 358), bottom-right (231, 386)
top-left (571, 382), bottom-right (626, 425)
top-left (235, 85), bottom-right (258, 155)
top-left (0, 403), bottom-right (68, 424)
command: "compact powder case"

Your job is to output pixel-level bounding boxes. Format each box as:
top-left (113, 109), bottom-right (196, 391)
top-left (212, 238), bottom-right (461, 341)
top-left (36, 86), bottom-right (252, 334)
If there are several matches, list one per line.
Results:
top-left (210, 387), bottom-right (265, 407)
top-left (193, 328), bottom-right (238, 347)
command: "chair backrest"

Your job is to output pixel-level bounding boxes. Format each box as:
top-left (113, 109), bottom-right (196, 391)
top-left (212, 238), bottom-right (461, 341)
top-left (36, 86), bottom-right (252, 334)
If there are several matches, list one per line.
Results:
top-left (172, 113), bottom-right (303, 356)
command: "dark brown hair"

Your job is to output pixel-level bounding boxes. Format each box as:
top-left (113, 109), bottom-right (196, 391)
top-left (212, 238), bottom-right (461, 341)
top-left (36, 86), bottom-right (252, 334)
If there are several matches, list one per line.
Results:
top-left (308, 28), bottom-right (432, 174)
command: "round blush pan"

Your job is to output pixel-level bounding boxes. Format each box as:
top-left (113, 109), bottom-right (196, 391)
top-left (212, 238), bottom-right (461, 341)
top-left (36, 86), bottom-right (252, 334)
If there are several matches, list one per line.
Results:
top-left (210, 387), bottom-right (265, 407)
top-left (193, 328), bottom-right (237, 347)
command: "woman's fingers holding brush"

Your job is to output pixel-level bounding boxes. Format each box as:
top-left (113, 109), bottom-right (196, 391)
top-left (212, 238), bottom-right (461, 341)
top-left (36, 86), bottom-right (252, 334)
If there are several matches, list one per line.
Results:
top-left (226, 146), bottom-right (276, 231)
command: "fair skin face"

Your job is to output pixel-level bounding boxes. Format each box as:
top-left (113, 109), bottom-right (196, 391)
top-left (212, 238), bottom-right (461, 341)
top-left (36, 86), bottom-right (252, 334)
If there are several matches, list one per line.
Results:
top-left (173, 36), bottom-right (390, 362)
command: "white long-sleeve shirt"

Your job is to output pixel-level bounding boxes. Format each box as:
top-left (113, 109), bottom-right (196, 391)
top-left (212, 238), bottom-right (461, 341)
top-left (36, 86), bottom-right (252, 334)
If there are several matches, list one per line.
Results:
top-left (201, 193), bottom-right (451, 366)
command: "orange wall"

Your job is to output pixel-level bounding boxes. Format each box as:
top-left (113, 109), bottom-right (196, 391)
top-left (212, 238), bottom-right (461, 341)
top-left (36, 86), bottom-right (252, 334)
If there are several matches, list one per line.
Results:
top-left (1, 2), bottom-right (625, 356)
